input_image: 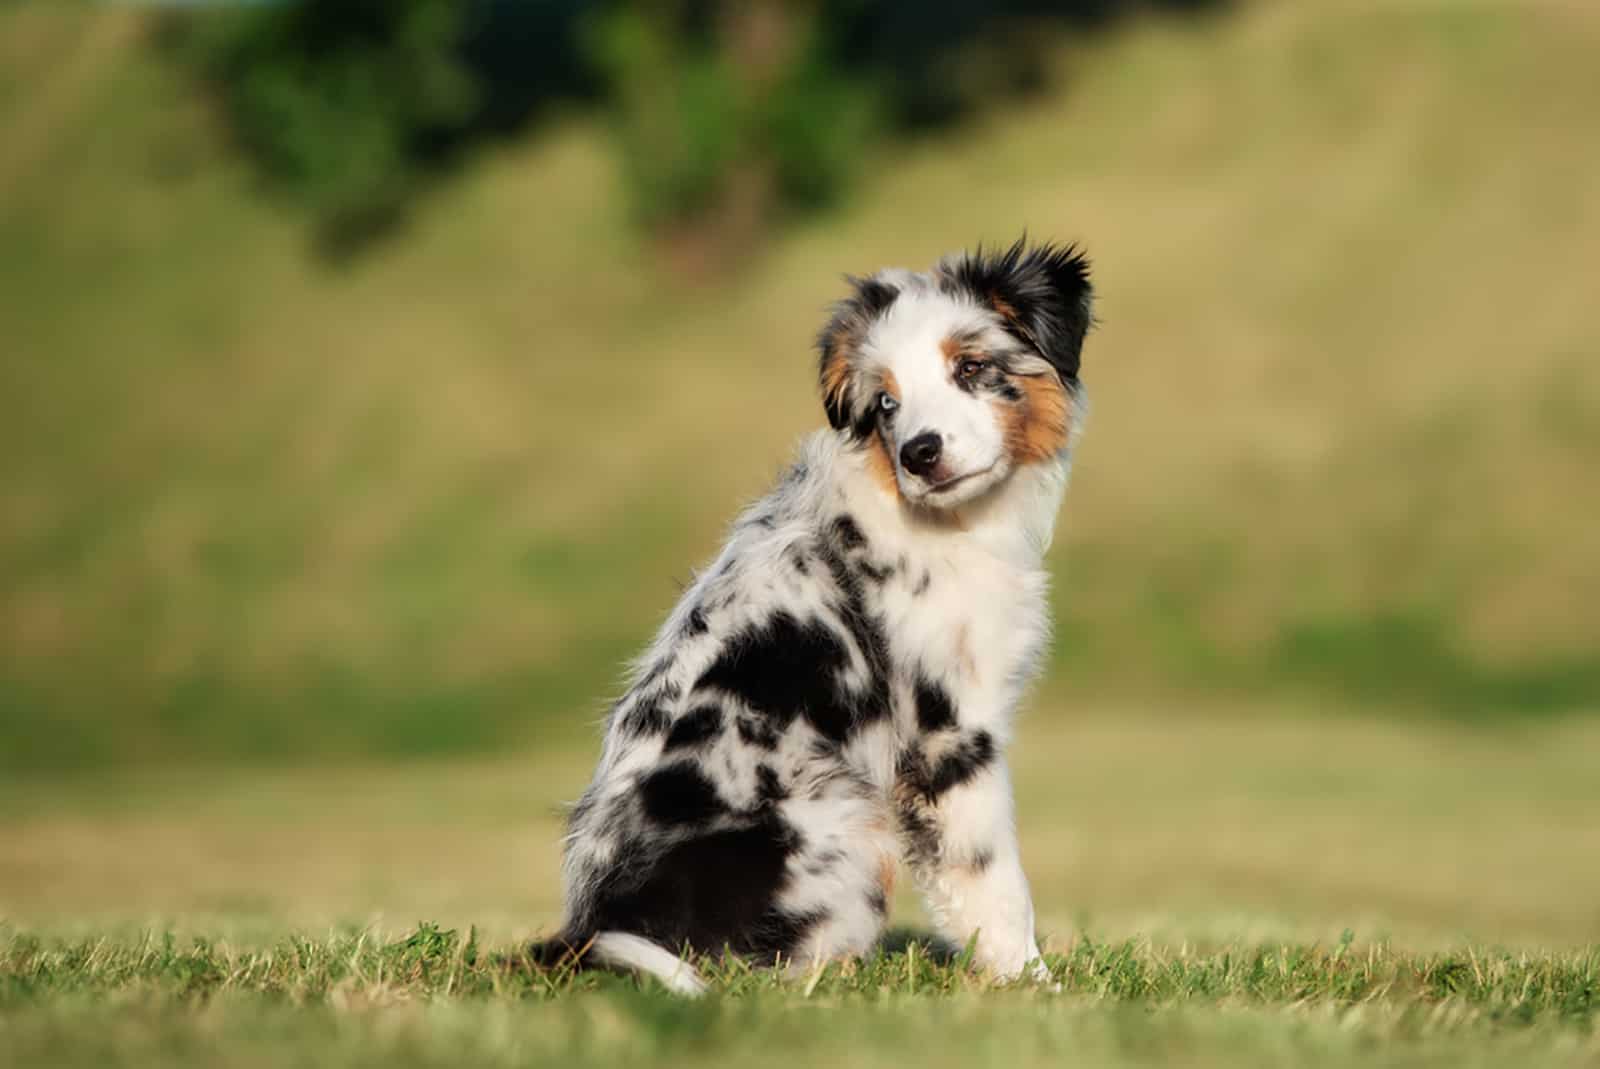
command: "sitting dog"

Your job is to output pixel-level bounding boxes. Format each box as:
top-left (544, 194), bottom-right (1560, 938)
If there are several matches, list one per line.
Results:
top-left (533, 239), bottom-right (1094, 994)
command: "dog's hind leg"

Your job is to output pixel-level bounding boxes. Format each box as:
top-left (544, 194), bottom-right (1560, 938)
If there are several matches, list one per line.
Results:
top-left (771, 796), bottom-right (900, 975)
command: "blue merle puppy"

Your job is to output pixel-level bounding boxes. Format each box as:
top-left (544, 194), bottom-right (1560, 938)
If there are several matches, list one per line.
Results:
top-left (533, 239), bottom-right (1094, 994)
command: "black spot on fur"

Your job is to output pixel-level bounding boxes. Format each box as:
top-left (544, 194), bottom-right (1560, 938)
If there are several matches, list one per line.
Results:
top-left (618, 699), bottom-right (669, 736)
top-left (756, 764), bottom-right (787, 805)
top-left (813, 539), bottom-right (892, 731)
top-left (894, 792), bottom-right (941, 866)
top-left (754, 908), bottom-right (829, 960)
top-left (928, 731), bottom-right (996, 796)
top-left (854, 278), bottom-right (900, 317)
top-left (736, 713), bottom-right (782, 750)
top-left (832, 514), bottom-right (865, 550)
top-left (860, 559), bottom-right (894, 584)
top-left (663, 704), bottom-right (722, 752)
top-left (580, 816), bottom-right (815, 963)
top-left (912, 570), bottom-right (932, 597)
top-left (694, 610), bottom-right (874, 744)
top-left (967, 847), bottom-right (995, 875)
top-left (640, 764), bottom-right (727, 826)
top-left (898, 730), bottom-right (997, 802)
top-left (914, 677), bottom-right (957, 732)
top-left (786, 545), bottom-right (811, 576)
top-left (683, 607), bottom-right (709, 636)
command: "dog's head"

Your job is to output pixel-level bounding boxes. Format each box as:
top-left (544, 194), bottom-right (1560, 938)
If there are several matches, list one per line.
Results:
top-left (818, 238), bottom-right (1093, 508)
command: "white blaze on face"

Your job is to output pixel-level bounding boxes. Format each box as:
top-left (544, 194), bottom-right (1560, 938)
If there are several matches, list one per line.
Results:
top-left (864, 290), bottom-right (1011, 505)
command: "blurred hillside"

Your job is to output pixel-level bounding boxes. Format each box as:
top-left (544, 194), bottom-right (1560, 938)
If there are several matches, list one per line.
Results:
top-left (163, 0), bottom-right (1216, 252)
top-left (2, 0), bottom-right (1598, 771)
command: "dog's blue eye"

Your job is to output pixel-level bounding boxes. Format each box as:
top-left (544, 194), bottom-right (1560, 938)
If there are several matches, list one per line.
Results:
top-left (877, 392), bottom-right (898, 414)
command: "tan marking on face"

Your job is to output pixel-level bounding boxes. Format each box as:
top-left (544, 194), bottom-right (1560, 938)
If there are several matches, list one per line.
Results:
top-left (941, 332), bottom-right (990, 374)
top-left (1001, 372), bottom-right (1072, 465)
top-left (820, 345), bottom-right (855, 420)
top-left (940, 334), bottom-right (965, 369)
top-left (865, 430), bottom-right (899, 497)
top-left (987, 294), bottom-right (1049, 355)
top-left (990, 294), bottom-right (1020, 329)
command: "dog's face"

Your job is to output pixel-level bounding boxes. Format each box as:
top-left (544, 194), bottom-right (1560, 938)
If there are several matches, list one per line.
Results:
top-left (818, 240), bottom-right (1093, 508)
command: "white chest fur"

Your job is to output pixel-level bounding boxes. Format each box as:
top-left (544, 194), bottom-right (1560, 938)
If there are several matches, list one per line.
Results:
top-left (836, 442), bottom-right (1069, 744)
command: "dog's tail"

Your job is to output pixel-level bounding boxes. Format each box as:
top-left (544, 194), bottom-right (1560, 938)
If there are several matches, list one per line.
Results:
top-left (530, 930), bottom-right (707, 997)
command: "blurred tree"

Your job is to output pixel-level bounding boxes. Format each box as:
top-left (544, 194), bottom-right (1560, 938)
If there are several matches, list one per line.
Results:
top-left (168, 0), bottom-right (1221, 257)
top-left (176, 0), bottom-right (482, 253)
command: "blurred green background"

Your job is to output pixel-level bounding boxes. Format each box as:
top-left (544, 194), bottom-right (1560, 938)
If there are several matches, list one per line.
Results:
top-left (2, 0), bottom-right (1598, 779)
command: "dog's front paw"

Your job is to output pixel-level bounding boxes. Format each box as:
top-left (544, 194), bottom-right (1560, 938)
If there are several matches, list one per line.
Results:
top-left (1026, 955), bottom-right (1062, 991)
top-left (982, 942), bottom-right (1055, 987)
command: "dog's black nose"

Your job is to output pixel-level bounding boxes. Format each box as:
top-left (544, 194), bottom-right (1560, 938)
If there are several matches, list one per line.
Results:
top-left (899, 432), bottom-right (943, 478)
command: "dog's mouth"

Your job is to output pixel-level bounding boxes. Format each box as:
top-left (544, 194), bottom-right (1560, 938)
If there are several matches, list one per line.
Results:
top-left (921, 464), bottom-right (996, 497)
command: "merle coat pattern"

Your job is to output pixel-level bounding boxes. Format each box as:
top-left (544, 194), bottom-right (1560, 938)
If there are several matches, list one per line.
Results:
top-left (535, 240), bottom-right (1094, 994)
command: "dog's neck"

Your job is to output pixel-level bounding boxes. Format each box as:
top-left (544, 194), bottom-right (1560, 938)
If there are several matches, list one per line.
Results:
top-left (831, 437), bottom-right (1071, 571)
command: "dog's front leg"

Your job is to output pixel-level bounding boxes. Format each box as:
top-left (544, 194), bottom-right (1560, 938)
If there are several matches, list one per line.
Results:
top-left (896, 749), bottom-right (1049, 982)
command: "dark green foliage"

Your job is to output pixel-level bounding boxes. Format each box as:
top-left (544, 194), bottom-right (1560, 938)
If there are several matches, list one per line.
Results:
top-left (589, 7), bottom-right (750, 230)
top-left (173, 0), bottom-right (482, 251)
top-left (169, 1), bottom-right (1226, 251)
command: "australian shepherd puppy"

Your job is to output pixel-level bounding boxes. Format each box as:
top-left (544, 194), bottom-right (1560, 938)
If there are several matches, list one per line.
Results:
top-left (534, 239), bottom-right (1094, 994)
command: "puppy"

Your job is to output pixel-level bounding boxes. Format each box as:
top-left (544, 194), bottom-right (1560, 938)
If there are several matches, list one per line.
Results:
top-left (533, 239), bottom-right (1093, 994)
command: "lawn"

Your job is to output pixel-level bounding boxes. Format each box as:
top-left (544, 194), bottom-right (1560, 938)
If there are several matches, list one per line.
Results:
top-left (4, 928), bottom-right (1596, 1069)
top-left (4, 710), bottom-right (1598, 1066)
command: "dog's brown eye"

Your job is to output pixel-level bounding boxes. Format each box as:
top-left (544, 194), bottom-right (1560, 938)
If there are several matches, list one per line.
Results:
top-left (957, 359), bottom-right (988, 381)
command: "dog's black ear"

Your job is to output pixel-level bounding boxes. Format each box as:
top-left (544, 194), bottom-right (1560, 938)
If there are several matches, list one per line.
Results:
top-left (939, 238), bottom-right (1093, 384)
top-left (817, 275), bottom-right (899, 434)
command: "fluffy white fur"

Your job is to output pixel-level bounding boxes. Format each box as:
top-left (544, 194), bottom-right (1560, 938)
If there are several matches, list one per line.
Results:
top-left (535, 240), bottom-right (1093, 994)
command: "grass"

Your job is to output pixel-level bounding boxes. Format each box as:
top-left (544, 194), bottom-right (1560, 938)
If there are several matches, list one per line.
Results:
top-left (3, 926), bottom-right (1597, 1069)
top-left (4, 708), bottom-right (1599, 1066)
top-left (2, 1), bottom-right (1600, 768)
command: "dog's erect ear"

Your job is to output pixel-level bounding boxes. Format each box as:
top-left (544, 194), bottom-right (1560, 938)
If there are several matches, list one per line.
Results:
top-left (938, 238), bottom-right (1093, 385)
top-left (817, 275), bottom-right (899, 434)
